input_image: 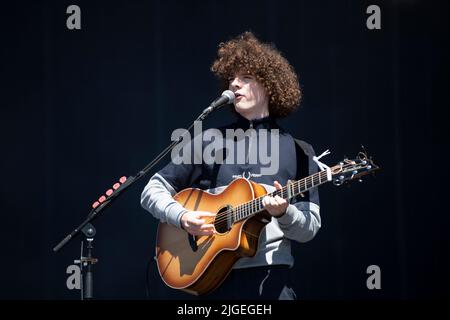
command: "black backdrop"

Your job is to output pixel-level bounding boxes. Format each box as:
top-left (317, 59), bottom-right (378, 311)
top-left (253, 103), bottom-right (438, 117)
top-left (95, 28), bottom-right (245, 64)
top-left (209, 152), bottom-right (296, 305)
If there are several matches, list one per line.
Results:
top-left (1, 0), bottom-right (449, 300)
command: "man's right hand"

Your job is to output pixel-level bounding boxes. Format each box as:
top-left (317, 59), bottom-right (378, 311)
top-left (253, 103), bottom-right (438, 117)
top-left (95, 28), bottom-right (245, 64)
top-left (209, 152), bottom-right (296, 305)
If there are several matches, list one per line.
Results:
top-left (180, 211), bottom-right (216, 236)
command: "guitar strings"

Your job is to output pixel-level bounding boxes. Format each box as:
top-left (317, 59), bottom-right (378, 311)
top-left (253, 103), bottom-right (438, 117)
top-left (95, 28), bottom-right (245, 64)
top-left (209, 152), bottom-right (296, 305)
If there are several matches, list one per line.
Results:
top-left (211, 171), bottom-right (328, 228)
top-left (215, 171), bottom-right (326, 224)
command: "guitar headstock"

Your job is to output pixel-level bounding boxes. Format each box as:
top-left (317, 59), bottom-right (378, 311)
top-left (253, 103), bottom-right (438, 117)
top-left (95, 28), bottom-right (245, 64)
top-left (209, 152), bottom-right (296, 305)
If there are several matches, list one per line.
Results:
top-left (330, 151), bottom-right (380, 186)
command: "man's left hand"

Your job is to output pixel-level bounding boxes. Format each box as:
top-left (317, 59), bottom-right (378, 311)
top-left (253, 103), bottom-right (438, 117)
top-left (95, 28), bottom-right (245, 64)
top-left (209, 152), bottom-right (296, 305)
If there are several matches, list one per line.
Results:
top-left (262, 181), bottom-right (289, 217)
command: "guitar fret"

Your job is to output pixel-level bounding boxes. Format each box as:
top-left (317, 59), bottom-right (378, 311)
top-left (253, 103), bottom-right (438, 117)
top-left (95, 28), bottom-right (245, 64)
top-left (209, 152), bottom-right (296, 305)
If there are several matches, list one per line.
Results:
top-left (234, 171), bottom-right (333, 223)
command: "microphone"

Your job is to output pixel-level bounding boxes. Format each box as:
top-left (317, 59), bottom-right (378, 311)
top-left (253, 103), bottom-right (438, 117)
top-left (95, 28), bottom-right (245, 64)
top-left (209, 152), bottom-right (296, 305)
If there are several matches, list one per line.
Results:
top-left (203, 90), bottom-right (235, 114)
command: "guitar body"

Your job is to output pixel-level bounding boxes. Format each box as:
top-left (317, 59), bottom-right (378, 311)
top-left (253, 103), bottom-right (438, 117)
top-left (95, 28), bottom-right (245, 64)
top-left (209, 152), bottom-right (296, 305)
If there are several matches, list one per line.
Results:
top-left (155, 178), bottom-right (271, 296)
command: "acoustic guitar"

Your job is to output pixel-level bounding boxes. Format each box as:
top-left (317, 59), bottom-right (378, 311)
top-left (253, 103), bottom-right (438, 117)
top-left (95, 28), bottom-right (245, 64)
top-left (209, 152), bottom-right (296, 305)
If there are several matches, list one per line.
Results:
top-left (155, 151), bottom-right (379, 295)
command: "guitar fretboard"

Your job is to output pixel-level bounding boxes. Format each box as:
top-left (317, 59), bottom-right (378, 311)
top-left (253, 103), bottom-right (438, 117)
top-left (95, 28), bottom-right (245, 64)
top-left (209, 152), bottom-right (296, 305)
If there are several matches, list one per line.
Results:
top-left (234, 170), bottom-right (330, 222)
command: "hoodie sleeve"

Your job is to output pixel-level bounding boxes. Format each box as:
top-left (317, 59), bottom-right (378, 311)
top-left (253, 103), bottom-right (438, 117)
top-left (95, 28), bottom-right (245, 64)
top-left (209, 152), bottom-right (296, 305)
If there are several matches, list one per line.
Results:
top-left (276, 201), bottom-right (321, 243)
top-left (140, 131), bottom-right (204, 228)
top-left (140, 173), bottom-right (188, 228)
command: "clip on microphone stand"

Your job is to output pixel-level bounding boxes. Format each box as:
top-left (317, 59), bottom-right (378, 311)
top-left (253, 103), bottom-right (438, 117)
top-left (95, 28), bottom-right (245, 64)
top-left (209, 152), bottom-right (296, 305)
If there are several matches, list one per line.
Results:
top-left (53, 101), bottom-right (226, 299)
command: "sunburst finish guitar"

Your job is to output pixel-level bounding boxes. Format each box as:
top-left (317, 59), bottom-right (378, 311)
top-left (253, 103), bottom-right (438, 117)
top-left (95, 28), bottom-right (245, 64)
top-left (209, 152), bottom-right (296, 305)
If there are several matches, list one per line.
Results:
top-left (156, 151), bottom-right (378, 295)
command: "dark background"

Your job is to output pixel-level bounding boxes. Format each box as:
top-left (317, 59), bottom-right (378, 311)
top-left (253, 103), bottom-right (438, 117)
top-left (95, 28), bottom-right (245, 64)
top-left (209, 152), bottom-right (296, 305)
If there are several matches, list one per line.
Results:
top-left (1, 0), bottom-right (449, 300)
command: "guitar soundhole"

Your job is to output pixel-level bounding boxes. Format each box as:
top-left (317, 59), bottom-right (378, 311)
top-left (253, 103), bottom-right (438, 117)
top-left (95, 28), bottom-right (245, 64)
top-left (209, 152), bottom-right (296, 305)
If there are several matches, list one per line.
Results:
top-left (214, 205), bottom-right (234, 234)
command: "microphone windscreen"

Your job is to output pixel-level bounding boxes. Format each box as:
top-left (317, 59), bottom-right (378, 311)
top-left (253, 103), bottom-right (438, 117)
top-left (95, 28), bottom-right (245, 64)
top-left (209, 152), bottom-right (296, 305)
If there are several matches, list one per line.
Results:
top-left (222, 90), bottom-right (235, 104)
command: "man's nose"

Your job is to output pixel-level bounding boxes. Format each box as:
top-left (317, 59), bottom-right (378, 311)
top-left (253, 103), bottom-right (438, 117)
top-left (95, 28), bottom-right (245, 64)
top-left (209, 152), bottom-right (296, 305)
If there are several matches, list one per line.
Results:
top-left (230, 78), bottom-right (241, 89)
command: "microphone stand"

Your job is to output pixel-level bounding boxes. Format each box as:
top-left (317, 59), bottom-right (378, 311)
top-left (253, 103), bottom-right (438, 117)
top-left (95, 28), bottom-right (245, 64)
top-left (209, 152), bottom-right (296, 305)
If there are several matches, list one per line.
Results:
top-left (53, 101), bottom-right (227, 298)
top-left (79, 223), bottom-right (96, 300)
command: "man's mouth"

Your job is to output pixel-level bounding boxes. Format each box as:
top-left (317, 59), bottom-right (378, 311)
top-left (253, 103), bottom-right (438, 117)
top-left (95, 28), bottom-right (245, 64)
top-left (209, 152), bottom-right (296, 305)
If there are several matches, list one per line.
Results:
top-left (235, 93), bottom-right (244, 101)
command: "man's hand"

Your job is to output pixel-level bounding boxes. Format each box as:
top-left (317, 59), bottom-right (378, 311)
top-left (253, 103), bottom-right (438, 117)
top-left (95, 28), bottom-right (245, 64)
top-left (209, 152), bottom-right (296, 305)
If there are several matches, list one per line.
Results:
top-left (180, 211), bottom-right (216, 236)
top-left (262, 181), bottom-right (289, 217)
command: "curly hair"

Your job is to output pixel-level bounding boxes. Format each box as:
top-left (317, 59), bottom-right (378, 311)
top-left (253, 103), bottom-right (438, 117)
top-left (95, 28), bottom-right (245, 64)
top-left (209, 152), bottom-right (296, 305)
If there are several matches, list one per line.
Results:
top-left (211, 31), bottom-right (301, 118)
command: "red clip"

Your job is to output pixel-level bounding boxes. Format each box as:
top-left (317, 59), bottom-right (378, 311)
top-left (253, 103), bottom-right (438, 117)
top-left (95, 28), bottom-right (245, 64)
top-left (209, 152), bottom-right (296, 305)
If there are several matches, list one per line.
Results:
top-left (119, 176), bottom-right (127, 184)
top-left (92, 201), bottom-right (100, 209)
top-left (106, 189), bottom-right (113, 196)
top-left (99, 195), bottom-right (106, 203)
top-left (113, 183), bottom-right (120, 190)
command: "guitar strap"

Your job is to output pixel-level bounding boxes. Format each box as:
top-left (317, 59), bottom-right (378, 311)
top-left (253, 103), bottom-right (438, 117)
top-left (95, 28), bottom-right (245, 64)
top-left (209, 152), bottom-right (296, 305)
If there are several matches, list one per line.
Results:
top-left (293, 138), bottom-right (318, 204)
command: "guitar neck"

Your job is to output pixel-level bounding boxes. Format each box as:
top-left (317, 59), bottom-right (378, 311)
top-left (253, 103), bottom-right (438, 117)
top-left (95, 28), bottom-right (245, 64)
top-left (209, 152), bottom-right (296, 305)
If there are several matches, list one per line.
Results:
top-left (234, 170), bottom-right (331, 222)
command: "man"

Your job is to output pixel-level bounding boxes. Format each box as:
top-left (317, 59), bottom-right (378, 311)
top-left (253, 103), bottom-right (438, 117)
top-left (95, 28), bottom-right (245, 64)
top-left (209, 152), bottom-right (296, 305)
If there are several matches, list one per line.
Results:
top-left (141, 31), bottom-right (321, 299)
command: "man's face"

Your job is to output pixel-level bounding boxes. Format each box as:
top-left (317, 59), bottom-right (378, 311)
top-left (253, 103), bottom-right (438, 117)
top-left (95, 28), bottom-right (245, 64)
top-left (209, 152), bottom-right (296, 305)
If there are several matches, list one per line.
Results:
top-left (228, 72), bottom-right (269, 118)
